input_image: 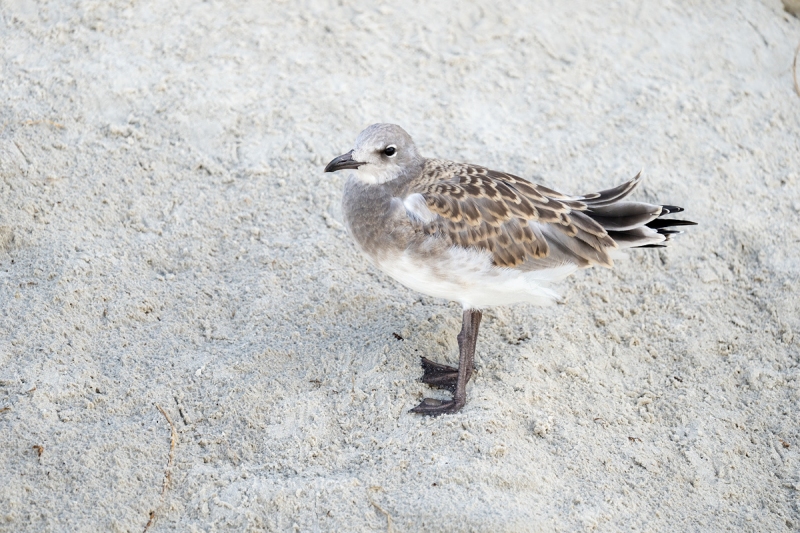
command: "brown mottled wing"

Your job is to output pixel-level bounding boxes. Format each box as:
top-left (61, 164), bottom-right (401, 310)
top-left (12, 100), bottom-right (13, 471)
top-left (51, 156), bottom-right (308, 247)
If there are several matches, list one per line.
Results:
top-left (413, 160), bottom-right (618, 268)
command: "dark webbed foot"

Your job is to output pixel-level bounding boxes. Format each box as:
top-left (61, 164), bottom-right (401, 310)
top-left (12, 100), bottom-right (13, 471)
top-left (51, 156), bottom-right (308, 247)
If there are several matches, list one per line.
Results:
top-left (409, 309), bottom-right (483, 417)
top-left (409, 397), bottom-right (464, 416)
top-left (419, 357), bottom-right (459, 392)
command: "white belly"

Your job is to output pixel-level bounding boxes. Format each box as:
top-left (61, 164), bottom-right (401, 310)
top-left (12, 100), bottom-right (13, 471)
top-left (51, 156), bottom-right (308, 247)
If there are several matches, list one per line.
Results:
top-left (374, 246), bottom-right (578, 310)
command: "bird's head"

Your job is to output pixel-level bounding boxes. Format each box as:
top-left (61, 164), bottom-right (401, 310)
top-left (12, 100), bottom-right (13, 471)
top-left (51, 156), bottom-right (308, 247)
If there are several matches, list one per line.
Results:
top-left (324, 123), bottom-right (422, 185)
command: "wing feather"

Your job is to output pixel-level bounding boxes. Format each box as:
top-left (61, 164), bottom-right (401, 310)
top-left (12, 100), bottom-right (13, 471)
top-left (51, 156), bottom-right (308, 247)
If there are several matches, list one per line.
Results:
top-left (404, 161), bottom-right (685, 270)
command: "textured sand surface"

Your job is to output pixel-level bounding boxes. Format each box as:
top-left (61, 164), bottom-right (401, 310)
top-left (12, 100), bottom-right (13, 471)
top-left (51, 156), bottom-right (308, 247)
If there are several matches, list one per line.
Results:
top-left (1, 1), bottom-right (799, 531)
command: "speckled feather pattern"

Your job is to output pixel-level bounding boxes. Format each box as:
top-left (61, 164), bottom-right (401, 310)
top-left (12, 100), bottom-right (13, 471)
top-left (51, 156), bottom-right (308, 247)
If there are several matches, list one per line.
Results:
top-left (410, 160), bottom-right (643, 268)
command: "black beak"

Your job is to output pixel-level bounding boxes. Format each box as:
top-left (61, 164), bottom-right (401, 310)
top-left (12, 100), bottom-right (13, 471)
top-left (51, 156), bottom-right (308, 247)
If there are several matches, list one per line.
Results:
top-left (324, 150), bottom-right (364, 173)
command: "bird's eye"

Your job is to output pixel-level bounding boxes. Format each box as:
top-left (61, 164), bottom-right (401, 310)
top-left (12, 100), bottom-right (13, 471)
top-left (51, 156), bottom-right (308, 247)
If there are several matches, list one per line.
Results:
top-left (383, 146), bottom-right (397, 157)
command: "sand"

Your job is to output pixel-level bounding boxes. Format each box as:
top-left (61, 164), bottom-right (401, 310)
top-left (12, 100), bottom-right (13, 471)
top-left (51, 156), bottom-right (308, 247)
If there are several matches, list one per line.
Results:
top-left (1, 0), bottom-right (799, 531)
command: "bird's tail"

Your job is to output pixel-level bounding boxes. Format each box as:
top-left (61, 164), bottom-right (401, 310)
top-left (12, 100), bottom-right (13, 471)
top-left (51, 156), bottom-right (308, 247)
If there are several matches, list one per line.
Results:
top-left (578, 171), bottom-right (697, 249)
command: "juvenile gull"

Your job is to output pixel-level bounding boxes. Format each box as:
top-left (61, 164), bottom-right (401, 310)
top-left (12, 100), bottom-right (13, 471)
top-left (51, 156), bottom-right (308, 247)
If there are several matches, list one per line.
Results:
top-left (325, 123), bottom-right (695, 416)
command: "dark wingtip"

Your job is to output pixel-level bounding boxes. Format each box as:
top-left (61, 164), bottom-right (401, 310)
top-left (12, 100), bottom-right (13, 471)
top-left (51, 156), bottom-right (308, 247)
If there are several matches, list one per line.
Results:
top-left (660, 205), bottom-right (685, 215)
top-left (635, 244), bottom-right (667, 248)
top-left (647, 218), bottom-right (697, 229)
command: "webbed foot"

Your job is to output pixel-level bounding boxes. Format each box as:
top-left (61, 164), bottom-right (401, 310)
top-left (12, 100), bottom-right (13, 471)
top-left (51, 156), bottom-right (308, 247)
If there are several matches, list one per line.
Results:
top-left (409, 397), bottom-right (464, 416)
top-left (419, 357), bottom-right (459, 391)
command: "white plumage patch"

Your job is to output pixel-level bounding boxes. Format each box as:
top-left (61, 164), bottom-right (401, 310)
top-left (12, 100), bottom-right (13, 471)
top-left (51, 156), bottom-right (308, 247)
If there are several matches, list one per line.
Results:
top-left (403, 193), bottom-right (437, 224)
top-left (376, 247), bottom-right (578, 310)
top-left (353, 164), bottom-right (403, 185)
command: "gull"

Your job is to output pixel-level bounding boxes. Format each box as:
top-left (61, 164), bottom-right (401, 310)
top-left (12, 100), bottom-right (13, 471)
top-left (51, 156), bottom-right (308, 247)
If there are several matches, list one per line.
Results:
top-left (325, 124), bottom-right (695, 416)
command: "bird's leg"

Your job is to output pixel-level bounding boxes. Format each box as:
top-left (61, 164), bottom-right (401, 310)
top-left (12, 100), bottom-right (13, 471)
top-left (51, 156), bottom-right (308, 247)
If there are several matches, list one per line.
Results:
top-left (419, 313), bottom-right (479, 391)
top-left (411, 309), bottom-right (482, 416)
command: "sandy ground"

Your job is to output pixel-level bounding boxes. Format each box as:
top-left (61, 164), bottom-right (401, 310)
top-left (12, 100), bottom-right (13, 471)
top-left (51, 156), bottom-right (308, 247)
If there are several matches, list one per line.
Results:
top-left (1, 0), bottom-right (799, 531)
